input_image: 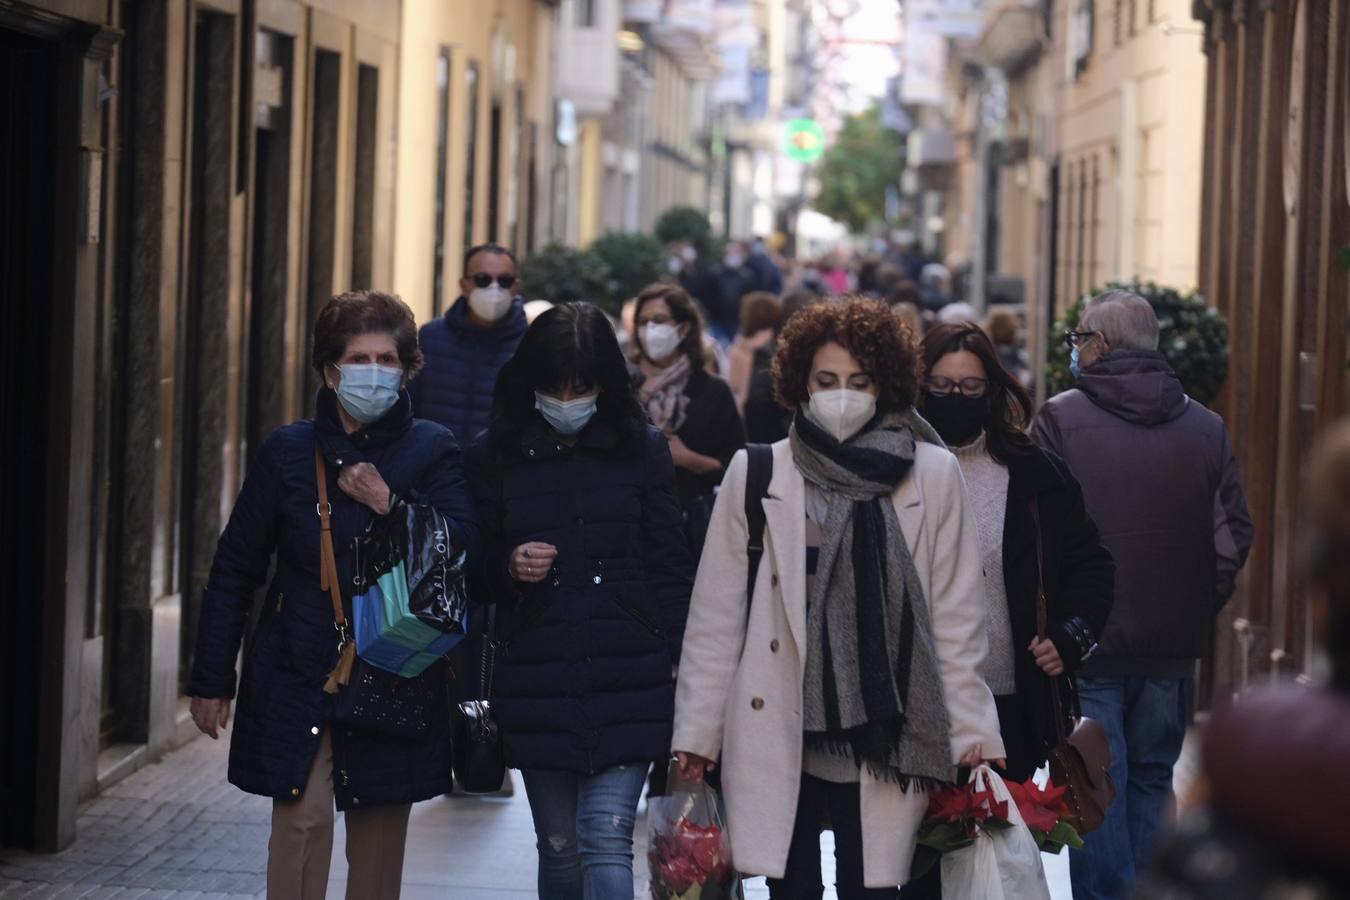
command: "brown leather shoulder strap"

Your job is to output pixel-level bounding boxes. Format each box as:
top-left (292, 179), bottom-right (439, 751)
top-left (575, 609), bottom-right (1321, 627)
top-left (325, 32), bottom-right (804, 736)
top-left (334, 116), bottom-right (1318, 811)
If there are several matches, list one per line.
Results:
top-left (314, 445), bottom-right (346, 628)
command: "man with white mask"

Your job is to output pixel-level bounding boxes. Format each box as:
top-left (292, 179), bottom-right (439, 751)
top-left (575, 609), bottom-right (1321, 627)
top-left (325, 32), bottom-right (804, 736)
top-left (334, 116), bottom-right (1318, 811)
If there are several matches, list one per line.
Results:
top-left (411, 243), bottom-right (527, 446)
top-left (410, 243), bottom-right (526, 797)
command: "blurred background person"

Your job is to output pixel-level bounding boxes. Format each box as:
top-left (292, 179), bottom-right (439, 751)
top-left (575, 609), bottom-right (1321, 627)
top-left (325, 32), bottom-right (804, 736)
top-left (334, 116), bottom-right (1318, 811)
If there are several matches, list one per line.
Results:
top-left (818, 252), bottom-right (851, 295)
top-left (983, 307), bottom-right (1031, 389)
top-left (918, 263), bottom-right (952, 312)
top-left (523, 299), bottom-right (554, 324)
top-left (743, 287), bottom-right (823, 444)
top-left (936, 302), bottom-right (977, 326)
top-left (886, 280), bottom-right (924, 341)
top-left (747, 235), bottom-right (784, 295)
top-left (728, 291), bottom-right (784, 410)
top-left (709, 240), bottom-right (757, 346)
top-left (464, 302), bottom-right (691, 900)
top-left (1139, 420), bottom-right (1350, 900)
top-left (630, 283), bottom-right (745, 566)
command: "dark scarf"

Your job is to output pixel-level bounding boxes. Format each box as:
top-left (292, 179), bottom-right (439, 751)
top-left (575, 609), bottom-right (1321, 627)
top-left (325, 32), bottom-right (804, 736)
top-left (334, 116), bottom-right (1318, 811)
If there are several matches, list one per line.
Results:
top-left (790, 409), bottom-right (953, 788)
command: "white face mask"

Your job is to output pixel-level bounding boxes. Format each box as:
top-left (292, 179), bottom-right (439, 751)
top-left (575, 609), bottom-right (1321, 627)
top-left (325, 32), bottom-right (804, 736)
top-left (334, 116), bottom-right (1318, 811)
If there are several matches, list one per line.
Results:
top-left (807, 388), bottom-right (878, 442)
top-left (642, 322), bottom-right (682, 362)
top-left (468, 284), bottom-right (513, 321)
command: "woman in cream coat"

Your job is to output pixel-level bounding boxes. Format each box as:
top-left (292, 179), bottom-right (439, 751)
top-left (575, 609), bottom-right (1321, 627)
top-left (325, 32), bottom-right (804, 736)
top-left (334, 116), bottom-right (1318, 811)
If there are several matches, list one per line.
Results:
top-left (672, 298), bottom-right (1005, 898)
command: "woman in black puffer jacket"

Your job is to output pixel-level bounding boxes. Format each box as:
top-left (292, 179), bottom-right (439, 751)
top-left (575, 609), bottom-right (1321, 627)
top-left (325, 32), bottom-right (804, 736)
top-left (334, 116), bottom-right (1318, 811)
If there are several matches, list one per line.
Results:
top-left (464, 302), bottom-right (693, 900)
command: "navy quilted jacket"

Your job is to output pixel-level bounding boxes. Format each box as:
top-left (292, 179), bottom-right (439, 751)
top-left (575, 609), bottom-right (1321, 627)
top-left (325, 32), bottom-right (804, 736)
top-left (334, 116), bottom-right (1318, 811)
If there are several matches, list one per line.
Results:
top-left (463, 420), bottom-right (692, 775)
top-left (409, 296), bottom-right (527, 445)
top-left (187, 389), bottom-right (481, 810)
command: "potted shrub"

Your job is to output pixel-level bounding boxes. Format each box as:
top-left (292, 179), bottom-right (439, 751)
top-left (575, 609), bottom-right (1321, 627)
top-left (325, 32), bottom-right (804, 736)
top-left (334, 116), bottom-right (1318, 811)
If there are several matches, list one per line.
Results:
top-left (519, 243), bottom-right (613, 313)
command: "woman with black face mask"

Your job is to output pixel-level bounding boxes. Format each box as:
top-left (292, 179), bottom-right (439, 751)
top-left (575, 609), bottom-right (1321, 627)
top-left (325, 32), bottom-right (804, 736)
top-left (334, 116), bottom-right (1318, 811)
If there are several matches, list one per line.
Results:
top-left (918, 323), bottom-right (1115, 784)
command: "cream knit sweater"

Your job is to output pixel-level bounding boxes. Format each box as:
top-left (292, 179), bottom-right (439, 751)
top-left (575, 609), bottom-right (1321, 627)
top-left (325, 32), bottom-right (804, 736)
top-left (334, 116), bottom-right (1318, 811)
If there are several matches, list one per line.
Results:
top-left (953, 434), bottom-right (1018, 696)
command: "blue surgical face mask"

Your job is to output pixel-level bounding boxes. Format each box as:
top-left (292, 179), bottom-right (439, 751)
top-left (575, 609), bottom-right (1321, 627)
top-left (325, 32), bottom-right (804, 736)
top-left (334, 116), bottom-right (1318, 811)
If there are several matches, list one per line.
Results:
top-left (1069, 346), bottom-right (1082, 380)
top-left (333, 363), bottom-right (403, 424)
top-left (535, 391), bottom-right (598, 436)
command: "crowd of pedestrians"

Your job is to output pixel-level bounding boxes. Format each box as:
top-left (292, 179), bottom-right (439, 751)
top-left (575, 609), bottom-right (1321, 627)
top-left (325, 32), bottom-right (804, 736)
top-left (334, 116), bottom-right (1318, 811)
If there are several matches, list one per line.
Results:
top-left (180, 235), bottom-right (1306, 900)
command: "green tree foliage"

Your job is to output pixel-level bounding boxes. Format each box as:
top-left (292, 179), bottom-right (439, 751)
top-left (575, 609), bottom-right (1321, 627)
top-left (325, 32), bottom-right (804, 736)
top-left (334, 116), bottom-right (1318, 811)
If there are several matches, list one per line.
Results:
top-left (590, 230), bottom-right (667, 307)
top-left (653, 206), bottom-right (720, 261)
top-left (519, 243), bottom-right (613, 312)
top-left (1046, 281), bottom-right (1230, 405)
top-left (812, 106), bottom-right (904, 234)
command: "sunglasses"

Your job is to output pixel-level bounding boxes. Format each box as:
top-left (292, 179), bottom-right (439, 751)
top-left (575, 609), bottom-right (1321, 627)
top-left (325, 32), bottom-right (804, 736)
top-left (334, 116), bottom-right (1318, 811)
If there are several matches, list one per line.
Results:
top-left (471, 272), bottom-right (516, 289)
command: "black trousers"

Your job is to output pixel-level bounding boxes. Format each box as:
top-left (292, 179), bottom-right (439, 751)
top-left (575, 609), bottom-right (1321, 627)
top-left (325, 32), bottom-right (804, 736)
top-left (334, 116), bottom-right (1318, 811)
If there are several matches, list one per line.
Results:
top-left (767, 774), bottom-right (899, 900)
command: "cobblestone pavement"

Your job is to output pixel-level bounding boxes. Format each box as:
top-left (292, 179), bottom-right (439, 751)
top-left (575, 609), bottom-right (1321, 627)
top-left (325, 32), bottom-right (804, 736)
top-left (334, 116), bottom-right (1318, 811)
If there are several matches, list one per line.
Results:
top-left (0, 733), bottom-right (1095, 899)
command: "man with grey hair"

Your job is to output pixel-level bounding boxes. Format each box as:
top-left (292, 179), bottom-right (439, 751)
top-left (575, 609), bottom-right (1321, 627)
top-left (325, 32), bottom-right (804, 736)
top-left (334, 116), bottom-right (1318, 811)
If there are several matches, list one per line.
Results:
top-left (1033, 289), bottom-right (1252, 900)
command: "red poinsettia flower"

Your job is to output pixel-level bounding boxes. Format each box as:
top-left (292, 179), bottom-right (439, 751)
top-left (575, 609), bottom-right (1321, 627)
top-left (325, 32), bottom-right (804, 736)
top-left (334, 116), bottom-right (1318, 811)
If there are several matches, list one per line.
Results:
top-left (1005, 778), bottom-right (1073, 833)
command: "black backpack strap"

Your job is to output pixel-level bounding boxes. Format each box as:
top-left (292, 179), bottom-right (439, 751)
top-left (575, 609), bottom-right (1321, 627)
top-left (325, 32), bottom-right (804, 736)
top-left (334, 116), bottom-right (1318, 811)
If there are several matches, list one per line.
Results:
top-left (743, 444), bottom-right (774, 605)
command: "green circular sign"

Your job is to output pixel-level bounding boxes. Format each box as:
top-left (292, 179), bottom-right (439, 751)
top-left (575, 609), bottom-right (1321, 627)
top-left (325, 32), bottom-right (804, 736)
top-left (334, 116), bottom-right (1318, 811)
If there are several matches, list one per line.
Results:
top-left (783, 118), bottom-right (826, 163)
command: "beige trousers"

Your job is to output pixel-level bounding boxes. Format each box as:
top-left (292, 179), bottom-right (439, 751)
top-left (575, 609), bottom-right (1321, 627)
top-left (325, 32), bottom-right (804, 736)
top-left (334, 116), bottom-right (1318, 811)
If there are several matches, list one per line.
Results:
top-left (267, 729), bottom-right (413, 900)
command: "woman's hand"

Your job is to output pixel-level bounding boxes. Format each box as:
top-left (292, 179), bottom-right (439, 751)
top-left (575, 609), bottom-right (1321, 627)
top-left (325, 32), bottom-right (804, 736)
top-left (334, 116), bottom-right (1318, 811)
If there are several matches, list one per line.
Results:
top-left (1029, 637), bottom-right (1065, 677)
top-left (510, 542), bottom-right (558, 583)
top-left (190, 697), bottom-right (232, 740)
top-left (667, 433), bottom-right (722, 475)
top-left (337, 462), bottom-right (392, 515)
top-left (957, 743), bottom-right (1006, 770)
top-left (674, 751), bottom-right (717, 782)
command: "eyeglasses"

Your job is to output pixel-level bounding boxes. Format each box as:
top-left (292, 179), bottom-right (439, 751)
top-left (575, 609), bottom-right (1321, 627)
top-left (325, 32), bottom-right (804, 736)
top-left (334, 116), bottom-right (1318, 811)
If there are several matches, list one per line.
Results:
top-left (925, 375), bottom-right (987, 398)
top-left (471, 272), bottom-right (516, 289)
top-left (1063, 330), bottom-right (1100, 350)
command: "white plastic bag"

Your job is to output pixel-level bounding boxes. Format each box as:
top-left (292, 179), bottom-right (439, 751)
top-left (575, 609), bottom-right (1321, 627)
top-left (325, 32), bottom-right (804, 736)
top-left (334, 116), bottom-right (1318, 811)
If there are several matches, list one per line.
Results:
top-left (940, 765), bottom-right (1052, 900)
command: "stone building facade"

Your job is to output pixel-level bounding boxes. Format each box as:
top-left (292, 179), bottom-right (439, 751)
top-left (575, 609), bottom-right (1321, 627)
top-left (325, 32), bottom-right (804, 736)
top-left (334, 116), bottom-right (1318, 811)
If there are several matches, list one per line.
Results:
top-left (0, 0), bottom-right (558, 852)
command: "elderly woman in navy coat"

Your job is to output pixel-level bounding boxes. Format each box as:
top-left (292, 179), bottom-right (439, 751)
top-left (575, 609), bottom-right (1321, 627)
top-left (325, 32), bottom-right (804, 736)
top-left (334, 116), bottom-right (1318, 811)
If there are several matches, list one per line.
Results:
top-left (464, 302), bottom-right (693, 900)
top-left (186, 290), bottom-right (480, 900)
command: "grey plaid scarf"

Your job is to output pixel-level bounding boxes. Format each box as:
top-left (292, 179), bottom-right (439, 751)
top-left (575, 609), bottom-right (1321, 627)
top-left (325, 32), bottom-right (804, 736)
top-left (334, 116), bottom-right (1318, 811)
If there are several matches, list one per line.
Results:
top-left (791, 408), bottom-right (953, 788)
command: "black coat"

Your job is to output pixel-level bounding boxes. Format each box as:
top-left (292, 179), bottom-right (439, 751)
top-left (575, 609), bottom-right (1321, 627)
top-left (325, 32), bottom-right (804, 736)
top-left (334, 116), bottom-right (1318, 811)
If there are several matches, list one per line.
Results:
top-left (188, 390), bottom-right (482, 810)
top-left (634, 367), bottom-right (746, 510)
top-left (999, 446), bottom-right (1115, 777)
top-left (464, 419), bottom-right (693, 774)
top-left (409, 296), bottom-right (528, 445)
top-left (744, 341), bottom-right (791, 444)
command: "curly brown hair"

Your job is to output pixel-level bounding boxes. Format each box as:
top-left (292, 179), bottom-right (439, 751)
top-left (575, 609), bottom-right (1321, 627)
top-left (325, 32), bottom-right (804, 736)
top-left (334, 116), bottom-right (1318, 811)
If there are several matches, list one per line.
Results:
top-left (772, 296), bottom-right (920, 412)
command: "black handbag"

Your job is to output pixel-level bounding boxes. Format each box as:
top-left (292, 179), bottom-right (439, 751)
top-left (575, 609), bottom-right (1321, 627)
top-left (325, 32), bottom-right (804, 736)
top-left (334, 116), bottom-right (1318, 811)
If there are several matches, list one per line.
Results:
top-left (333, 658), bottom-right (439, 737)
top-left (314, 446), bottom-right (444, 738)
top-left (452, 621), bottom-right (507, 793)
top-left (1032, 498), bottom-right (1117, 834)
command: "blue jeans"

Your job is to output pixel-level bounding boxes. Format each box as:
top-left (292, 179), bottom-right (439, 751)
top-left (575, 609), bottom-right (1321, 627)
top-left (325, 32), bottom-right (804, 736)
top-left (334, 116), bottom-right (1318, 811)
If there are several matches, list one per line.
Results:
top-left (1070, 676), bottom-right (1190, 900)
top-left (521, 763), bottom-right (649, 900)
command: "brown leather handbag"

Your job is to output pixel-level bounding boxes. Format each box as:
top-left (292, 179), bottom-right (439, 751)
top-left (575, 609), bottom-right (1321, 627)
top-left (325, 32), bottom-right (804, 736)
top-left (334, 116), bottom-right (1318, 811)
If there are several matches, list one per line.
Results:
top-left (1031, 498), bottom-right (1117, 834)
